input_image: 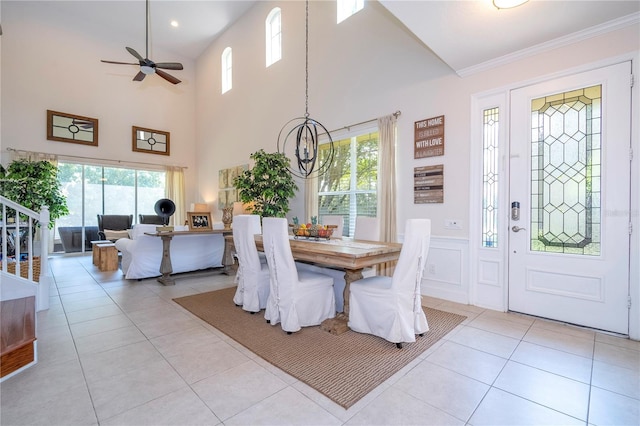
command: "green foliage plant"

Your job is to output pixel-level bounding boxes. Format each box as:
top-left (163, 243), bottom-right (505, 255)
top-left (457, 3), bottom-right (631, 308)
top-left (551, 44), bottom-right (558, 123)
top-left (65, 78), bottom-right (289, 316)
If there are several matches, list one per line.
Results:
top-left (0, 159), bottom-right (69, 228)
top-left (233, 150), bottom-right (298, 218)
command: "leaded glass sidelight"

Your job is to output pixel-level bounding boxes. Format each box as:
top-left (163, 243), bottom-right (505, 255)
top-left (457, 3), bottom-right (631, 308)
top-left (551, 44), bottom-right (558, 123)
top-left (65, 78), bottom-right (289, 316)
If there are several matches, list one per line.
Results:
top-left (482, 107), bottom-right (500, 248)
top-left (530, 85), bottom-right (601, 255)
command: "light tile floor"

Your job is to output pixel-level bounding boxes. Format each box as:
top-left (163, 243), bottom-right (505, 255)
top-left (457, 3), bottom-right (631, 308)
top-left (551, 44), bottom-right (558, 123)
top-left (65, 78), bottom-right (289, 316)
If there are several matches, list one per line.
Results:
top-left (1, 255), bottom-right (639, 425)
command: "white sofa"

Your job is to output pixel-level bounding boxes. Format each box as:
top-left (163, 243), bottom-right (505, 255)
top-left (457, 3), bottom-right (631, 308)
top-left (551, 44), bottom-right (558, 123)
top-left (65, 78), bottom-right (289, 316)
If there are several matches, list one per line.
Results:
top-left (115, 224), bottom-right (225, 280)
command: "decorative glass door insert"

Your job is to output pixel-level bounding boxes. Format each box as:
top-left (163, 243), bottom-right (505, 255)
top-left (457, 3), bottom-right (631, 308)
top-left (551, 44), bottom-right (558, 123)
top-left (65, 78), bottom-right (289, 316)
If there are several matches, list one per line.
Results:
top-left (530, 85), bottom-right (601, 255)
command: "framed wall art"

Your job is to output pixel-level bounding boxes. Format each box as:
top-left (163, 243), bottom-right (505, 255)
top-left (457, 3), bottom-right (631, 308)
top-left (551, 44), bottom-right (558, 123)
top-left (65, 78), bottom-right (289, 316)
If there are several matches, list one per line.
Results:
top-left (47, 110), bottom-right (98, 146)
top-left (132, 126), bottom-right (170, 156)
top-left (218, 164), bottom-right (248, 209)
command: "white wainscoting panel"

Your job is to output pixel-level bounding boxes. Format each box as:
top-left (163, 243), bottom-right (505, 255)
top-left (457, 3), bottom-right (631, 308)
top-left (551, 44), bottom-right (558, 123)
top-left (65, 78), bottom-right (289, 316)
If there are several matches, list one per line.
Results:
top-left (475, 254), bottom-right (506, 311)
top-left (421, 236), bottom-right (469, 304)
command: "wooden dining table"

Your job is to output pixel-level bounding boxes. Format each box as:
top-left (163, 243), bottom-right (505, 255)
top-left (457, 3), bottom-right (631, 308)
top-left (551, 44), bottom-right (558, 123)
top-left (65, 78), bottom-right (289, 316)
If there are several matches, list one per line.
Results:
top-left (227, 234), bottom-right (402, 334)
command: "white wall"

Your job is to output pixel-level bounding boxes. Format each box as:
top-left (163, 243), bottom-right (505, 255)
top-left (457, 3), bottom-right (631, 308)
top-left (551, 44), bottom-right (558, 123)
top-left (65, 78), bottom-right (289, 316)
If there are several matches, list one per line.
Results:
top-left (194, 1), bottom-right (639, 337)
top-left (2, 1), bottom-right (638, 335)
top-left (0, 1), bottom-right (199, 207)
top-left (195, 1), bottom-right (639, 237)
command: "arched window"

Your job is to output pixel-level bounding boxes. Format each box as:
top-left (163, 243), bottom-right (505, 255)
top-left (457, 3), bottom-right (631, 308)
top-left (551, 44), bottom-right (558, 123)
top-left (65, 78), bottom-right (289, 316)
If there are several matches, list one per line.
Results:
top-left (265, 7), bottom-right (282, 67)
top-left (221, 47), bottom-right (232, 94)
top-left (337, 0), bottom-right (364, 23)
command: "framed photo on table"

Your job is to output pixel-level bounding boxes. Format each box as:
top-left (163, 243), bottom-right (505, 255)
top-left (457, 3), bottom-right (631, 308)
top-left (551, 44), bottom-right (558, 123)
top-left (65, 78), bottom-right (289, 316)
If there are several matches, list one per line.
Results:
top-left (187, 212), bottom-right (212, 231)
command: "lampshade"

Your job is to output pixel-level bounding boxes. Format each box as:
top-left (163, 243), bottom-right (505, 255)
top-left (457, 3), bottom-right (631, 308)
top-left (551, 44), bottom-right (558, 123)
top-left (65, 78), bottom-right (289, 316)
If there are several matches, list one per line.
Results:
top-left (493, 0), bottom-right (528, 9)
top-left (232, 201), bottom-right (245, 216)
top-left (190, 203), bottom-right (209, 212)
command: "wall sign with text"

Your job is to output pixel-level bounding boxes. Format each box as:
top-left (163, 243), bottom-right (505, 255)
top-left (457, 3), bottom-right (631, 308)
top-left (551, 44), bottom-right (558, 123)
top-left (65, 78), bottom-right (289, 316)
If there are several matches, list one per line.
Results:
top-left (414, 115), bottom-right (445, 158)
top-left (414, 164), bottom-right (444, 204)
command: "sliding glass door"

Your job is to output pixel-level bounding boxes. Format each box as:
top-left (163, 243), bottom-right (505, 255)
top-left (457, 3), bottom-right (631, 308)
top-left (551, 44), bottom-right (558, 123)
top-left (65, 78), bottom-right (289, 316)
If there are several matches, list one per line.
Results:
top-left (54, 162), bottom-right (164, 253)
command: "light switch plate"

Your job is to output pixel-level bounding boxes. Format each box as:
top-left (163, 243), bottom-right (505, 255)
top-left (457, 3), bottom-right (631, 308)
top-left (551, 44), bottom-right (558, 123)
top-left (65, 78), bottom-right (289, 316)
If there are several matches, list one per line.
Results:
top-left (444, 219), bottom-right (462, 230)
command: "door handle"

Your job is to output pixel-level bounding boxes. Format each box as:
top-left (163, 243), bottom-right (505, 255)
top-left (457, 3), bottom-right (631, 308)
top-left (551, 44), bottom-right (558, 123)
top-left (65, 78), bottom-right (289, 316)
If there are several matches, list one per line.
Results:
top-left (512, 226), bottom-right (526, 232)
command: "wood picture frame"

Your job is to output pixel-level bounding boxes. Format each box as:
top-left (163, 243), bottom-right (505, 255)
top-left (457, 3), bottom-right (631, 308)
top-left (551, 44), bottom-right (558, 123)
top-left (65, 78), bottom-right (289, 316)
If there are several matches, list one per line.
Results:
top-left (187, 212), bottom-right (212, 231)
top-left (132, 126), bottom-right (170, 156)
top-left (47, 110), bottom-right (98, 146)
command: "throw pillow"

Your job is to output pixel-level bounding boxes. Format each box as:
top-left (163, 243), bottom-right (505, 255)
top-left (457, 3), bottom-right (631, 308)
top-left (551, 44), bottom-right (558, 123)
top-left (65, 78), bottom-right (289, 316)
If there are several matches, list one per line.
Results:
top-left (104, 229), bottom-right (130, 241)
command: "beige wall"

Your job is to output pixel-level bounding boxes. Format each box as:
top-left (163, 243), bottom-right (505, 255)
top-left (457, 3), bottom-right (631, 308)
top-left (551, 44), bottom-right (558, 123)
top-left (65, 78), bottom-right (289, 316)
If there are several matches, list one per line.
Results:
top-left (0, 1), bottom-right (199, 208)
top-left (2, 1), bottom-right (638, 335)
top-left (194, 1), bottom-right (639, 236)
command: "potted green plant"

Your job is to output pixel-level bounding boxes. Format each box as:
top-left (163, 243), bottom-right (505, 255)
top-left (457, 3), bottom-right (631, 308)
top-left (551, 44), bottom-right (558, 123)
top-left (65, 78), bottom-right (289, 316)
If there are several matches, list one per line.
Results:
top-left (0, 158), bottom-right (69, 228)
top-left (234, 150), bottom-right (298, 218)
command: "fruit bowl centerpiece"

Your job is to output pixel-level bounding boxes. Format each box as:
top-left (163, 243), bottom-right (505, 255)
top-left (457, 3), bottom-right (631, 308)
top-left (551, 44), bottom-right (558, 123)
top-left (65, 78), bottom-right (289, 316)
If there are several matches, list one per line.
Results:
top-left (290, 216), bottom-right (337, 241)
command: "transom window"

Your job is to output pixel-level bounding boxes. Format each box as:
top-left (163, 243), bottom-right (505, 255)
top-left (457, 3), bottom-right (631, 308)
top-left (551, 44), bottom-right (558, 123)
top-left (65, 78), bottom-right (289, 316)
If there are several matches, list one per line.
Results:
top-left (337, 0), bottom-right (364, 24)
top-left (221, 47), bottom-right (232, 94)
top-left (318, 131), bottom-right (378, 237)
top-left (266, 8), bottom-right (282, 67)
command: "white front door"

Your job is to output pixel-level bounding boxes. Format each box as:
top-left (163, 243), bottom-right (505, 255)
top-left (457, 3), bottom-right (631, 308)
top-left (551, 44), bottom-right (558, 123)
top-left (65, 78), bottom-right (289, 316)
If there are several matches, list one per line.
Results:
top-left (508, 62), bottom-right (631, 334)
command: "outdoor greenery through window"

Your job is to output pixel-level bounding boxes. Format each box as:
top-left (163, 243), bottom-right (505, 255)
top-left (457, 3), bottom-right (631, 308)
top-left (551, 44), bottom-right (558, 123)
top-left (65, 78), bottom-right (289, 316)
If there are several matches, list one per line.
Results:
top-left (55, 162), bottom-right (165, 252)
top-left (318, 131), bottom-right (378, 237)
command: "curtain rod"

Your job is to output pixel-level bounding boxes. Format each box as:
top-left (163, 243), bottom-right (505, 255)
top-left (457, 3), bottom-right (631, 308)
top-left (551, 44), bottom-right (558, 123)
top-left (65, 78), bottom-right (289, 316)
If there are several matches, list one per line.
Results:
top-left (321, 110), bottom-right (401, 137)
top-left (5, 147), bottom-right (188, 170)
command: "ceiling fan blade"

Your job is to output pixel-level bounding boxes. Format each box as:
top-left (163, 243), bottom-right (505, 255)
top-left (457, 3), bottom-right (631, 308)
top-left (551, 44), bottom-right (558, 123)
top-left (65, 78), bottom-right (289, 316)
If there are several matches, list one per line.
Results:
top-left (126, 47), bottom-right (144, 62)
top-left (155, 69), bottom-right (181, 85)
top-left (133, 71), bottom-right (146, 82)
top-left (155, 62), bottom-right (184, 71)
top-left (101, 60), bottom-right (138, 66)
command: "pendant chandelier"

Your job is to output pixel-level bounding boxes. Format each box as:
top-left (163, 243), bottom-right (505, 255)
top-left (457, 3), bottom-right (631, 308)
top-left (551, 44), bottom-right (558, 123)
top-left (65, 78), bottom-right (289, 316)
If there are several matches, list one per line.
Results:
top-left (277, 0), bottom-right (334, 179)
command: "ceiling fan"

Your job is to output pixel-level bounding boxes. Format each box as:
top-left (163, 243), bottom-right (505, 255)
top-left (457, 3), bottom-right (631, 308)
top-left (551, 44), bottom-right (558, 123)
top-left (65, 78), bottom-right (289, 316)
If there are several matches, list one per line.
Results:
top-left (101, 0), bottom-right (183, 85)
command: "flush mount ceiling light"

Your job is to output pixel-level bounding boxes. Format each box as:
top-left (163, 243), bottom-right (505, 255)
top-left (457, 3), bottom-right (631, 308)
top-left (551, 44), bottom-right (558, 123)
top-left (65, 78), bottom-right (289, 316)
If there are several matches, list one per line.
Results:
top-left (277, 0), bottom-right (334, 179)
top-left (493, 0), bottom-right (529, 9)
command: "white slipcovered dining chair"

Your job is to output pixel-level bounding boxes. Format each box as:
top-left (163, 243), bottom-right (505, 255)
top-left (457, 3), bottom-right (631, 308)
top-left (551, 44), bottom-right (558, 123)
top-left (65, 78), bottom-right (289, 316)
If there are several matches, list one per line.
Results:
top-left (354, 216), bottom-right (380, 241)
top-left (322, 215), bottom-right (344, 239)
top-left (262, 217), bottom-right (336, 333)
top-left (232, 215), bottom-right (270, 313)
top-left (348, 218), bottom-right (431, 348)
top-left (354, 216), bottom-right (380, 278)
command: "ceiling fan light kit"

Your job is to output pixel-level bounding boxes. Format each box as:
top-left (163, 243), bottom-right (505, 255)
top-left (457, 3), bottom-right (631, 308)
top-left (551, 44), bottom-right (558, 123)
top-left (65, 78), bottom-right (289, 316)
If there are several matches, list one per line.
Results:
top-left (101, 0), bottom-right (183, 84)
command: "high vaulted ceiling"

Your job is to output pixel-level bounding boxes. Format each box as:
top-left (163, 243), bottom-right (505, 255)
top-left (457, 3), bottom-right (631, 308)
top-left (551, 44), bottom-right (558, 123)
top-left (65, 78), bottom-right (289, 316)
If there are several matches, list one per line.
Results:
top-left (2, 1), bottom-right (639, 75)
top-left (379, 0), bottom-right (640, 75)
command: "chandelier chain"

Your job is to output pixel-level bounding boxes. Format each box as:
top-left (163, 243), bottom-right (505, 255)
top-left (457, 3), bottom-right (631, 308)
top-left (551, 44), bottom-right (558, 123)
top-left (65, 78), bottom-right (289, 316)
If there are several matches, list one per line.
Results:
top-left (305, 0), bottom-right (309, 118)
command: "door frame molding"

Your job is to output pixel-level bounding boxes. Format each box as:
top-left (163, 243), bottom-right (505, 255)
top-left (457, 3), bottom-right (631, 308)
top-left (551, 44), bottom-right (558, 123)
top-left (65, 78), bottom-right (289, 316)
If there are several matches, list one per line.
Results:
top-left (469, 53), bottom-right (639, 339)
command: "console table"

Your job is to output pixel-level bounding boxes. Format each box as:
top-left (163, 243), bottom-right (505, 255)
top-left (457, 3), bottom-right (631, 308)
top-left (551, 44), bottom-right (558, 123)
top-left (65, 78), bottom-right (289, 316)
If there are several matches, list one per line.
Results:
top-left (145, 229), bottom-right (233, 285)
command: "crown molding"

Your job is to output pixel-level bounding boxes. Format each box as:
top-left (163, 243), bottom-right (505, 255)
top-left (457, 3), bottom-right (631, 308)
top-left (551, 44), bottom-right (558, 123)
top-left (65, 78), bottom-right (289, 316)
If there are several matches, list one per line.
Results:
top-left (457, 12), bottom-right (640, 77)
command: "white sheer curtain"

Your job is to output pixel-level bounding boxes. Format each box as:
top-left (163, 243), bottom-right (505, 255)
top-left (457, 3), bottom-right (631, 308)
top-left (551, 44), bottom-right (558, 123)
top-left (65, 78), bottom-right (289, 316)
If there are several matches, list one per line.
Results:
top-left (304, 173), bottom-right (318, 222)
top-left (165, 166), bottom-right (185, 226)
top-left (377, 113), bottom-right (398, 277)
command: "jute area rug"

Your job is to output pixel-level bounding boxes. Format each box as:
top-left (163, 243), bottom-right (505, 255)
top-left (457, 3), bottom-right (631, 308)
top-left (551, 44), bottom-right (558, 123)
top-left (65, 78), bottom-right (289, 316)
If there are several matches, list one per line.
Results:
top-left (173, 287), bottom-right (466, 409)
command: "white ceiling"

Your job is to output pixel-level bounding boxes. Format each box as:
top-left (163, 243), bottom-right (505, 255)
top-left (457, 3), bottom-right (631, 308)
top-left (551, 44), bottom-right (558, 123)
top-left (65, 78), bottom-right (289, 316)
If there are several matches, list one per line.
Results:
top-left (2, 0), bottom-right (258, 61)
top-left (2, 1), bottom-right (639, 73)
top-left (379, 0), bottom-right (640, 75)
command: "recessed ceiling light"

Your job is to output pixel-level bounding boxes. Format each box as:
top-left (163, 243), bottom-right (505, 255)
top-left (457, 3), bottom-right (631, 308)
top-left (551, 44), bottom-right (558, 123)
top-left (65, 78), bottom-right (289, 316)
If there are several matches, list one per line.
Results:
top-left (170, 20), bottom-right (179, 28)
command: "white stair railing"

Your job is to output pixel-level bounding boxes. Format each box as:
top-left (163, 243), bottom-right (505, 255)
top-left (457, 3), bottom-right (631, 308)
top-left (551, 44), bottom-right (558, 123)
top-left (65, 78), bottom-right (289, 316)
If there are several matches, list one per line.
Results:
top-left (1, 195), bottom-right (50, 311)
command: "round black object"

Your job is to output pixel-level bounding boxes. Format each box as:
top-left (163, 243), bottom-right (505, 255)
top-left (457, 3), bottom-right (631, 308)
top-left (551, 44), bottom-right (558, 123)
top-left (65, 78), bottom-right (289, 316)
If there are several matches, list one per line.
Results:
top-left (154, 198), bottom-right (176, 225)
